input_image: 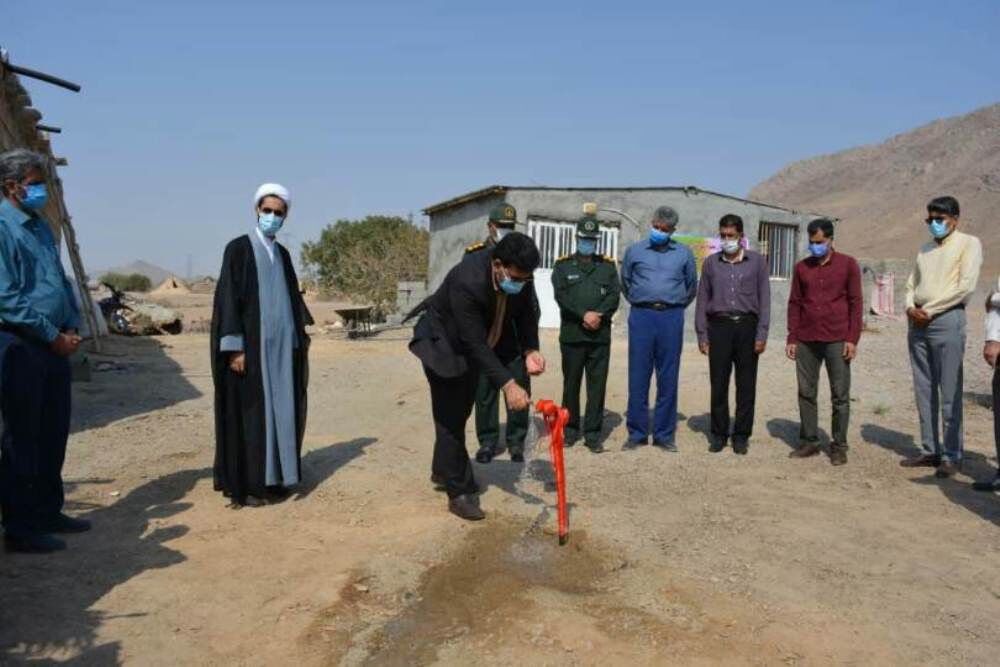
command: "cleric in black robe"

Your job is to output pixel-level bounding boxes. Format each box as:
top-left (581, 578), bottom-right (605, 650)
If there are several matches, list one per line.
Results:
top-left (210, 183), bottom-right (313, 508)
top-left (407, 232), bottom-right (546, 521)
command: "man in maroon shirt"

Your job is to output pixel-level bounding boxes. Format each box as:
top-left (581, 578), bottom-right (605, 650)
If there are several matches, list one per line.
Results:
top-left (785, 218), bottom-right (863, 465)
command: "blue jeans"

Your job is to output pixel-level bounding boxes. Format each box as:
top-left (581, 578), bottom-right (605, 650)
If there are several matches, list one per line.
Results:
top-left (0, 332), bottom-right (72, 537)
top-left (626, 306), bottom-right (684, 444)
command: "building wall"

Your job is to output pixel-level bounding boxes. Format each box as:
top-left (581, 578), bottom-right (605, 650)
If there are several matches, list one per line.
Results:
top-left (426, 193), bottom-right (507, 291)
top-left (427, 187), bottom-right (821, 340)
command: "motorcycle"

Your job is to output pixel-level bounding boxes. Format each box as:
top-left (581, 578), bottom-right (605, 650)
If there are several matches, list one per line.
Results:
top-left (97, 282), bottom-right (135, 335)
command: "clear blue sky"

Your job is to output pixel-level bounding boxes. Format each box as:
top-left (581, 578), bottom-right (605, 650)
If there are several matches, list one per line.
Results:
top-left (6, 0), bottom-right (999, 276)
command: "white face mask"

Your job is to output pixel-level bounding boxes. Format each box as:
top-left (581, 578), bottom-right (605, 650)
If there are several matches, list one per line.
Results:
top-left (721, 239), bottom-right (741, 254)
top-left (494, 227), bottom-right (513, 242)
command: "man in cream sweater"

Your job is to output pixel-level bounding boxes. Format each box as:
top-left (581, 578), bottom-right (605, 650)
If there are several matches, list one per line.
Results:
top-left (903, 196), bottom-right (982, 479)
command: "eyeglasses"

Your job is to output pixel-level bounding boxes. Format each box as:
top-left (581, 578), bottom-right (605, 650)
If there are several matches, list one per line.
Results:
top-left (261, 207), bottom-right (286, 216)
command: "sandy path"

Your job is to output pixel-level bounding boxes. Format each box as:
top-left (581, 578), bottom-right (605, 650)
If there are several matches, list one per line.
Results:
top-left (1, 314), bottom-right (998, 665)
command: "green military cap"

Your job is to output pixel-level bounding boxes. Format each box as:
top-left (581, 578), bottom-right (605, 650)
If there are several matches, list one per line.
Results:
top-left (489, 203), bottom-right (518, 226)
top-left (576, 215), bottom-right (601, 239)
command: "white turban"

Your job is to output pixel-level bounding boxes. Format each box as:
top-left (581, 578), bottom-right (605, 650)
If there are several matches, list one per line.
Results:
top-left (254, 183), bottom-right (291, 211)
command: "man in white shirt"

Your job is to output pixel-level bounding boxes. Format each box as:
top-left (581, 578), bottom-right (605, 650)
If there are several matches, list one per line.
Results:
top-left (975, 281), bottom-right (1000, 492)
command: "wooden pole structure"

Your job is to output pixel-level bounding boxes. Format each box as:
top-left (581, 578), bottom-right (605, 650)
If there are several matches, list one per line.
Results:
top-left (47, 159), bottom-right (101, 352)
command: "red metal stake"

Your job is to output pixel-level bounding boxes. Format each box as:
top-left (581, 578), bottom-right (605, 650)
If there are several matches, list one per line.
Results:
top-left (535, 399), bottom-right (570, 545)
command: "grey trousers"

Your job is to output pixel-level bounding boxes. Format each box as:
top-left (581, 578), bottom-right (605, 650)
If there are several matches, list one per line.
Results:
top-left (908, 308), bottom-right (966, 463)
top-left (796, 341), bottom-right (851, 447)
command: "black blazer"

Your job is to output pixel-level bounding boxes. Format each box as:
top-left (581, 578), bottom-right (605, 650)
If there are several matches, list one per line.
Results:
top-left (409, 249), bottom-right (540, 388)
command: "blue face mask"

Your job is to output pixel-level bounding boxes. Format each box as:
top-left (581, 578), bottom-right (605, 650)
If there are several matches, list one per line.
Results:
top-left (649, 228), bottom-right (671, 245)
top-left (498, 268), bottom-right (526, 295)
top-left (258, 212), bottom-right (284, 237)
top-left (928, 219), bottom-right (950, 239)
top-left (808, 242), bottom-right (829, 258)
top-left (577, 238), bottom-right (597, 256)
top-left (21, 183), bottom-right (48, 210)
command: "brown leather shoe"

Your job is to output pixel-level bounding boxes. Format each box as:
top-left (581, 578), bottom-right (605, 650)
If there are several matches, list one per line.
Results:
top-left (900, 454), bottom-right (940, 468)
top-left (789, 443), bottom-right (821, 458)
top-left (829, 446), bottom-right (847, 466)
top-left (934, 460), bottom-right (960, 479)
top-left (448, 494), bottom-right (485, 521)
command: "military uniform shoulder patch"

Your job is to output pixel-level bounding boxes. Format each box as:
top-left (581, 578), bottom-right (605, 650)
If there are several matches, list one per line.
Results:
top-left (602, 255), bottom-right (616, 262)
top-left (555, 254), bottom-right (573, 263)
top-left (465, 241), bottom-right (486, 254)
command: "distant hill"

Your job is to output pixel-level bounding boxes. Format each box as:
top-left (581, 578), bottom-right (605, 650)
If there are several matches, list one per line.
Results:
top-left (98, 260), bottom-right (177, 285)
top-left (749, 103), bottom-right (1000, 275)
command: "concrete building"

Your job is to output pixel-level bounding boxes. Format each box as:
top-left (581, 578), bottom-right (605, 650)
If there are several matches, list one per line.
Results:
top-left (423, 185), bottom-right (829, 341)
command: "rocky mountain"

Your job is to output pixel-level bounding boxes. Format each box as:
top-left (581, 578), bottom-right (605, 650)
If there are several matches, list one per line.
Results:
top-left (98, 260), bottom-right (177, 284)
top-left (750, 103), bottom-right (1000, 275)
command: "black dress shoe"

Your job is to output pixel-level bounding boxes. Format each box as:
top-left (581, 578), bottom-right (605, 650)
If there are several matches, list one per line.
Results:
top-left (971, 476), bottom-right (1000, 492)
top-left (448, 494), bottom-right (485, 521)
top-left (475, 447), bottom-right (495, 463)
top-left (585, 442), bottom-right (605, 454)
top-left (708, 437), bottom-right (727, 453)
top-left (652, 441), bottom-right (678, 452)
top-left (4, 533), bottom-right (67, 554)
top-left (732, 439), bottom-right (749, 455)
top-left (829, 445), bottom-right (847, 466)
top-left (42, 514), bottom-right (92, 534)
top-left (623, 438), bottom-right (648, 450)
top-left (509, 449), bottom-right (525, 463)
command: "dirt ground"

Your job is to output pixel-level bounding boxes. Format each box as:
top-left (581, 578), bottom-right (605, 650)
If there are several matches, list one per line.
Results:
top-left (1, 299), bottom-right (998, 665)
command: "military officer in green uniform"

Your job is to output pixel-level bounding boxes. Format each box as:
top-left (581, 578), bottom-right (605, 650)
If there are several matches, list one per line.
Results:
top-left (468, 203), bottom-right (532, 463)
top-left (552, 215), bottom-right (621, 453)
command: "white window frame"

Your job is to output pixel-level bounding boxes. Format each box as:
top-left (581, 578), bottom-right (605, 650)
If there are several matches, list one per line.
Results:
top-left (758, 221), bottom-right (799, 280)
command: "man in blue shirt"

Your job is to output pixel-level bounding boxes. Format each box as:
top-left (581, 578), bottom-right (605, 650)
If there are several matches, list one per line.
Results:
top-left (0, 149), bottom-right (86, 553)
top-left (620, 205), bottom-right (697, 450)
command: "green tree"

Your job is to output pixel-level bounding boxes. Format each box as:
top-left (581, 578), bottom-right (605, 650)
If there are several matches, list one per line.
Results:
top-left (301, 215), bottom-right (428, 317)
top-left (100, 272), bottom-right (152, 292)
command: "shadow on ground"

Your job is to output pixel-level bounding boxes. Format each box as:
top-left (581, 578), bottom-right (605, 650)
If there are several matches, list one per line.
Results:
top-left (72, 337), bottom-right (202, 434)
top-left (0, 467), bottom-right (209, 664)
top-left (296, 437), bottom-right (378, 499)
top-left (0, 438), bottom-right (370, 663)
top-left (861, 423), bottom-right (999, 527)
top-left (767, 418), bottom-right (831, 451)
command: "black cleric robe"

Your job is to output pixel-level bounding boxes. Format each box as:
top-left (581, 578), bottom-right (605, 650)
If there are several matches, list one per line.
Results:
top-left (210, 234), bottom-right (313, 503)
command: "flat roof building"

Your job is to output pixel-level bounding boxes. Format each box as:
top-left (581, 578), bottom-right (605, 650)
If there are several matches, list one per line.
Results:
top-left (423, 185), bottom-right (830, 338)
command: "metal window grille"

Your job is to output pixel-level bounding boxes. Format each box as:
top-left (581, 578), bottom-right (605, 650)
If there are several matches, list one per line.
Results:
top-left (528, 219), bottom-right (620, 268)
top-left (758, 222), bottom-right (799, 279)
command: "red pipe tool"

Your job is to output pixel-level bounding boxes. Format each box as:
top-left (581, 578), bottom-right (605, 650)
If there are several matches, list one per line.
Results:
top-left (534, 399), bottom-right (570, 545)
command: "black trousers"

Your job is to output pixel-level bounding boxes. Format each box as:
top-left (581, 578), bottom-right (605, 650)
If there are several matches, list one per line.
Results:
top-left (707, 317), bottom-right (759, 441)
top-left (423, 365), bottom-right (478, 499)
top-left (0, 332), bottom-right (72, 538)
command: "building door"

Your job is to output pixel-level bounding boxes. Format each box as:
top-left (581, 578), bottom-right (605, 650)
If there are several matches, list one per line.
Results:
top-left (528, 217), bottom-right (619, 328)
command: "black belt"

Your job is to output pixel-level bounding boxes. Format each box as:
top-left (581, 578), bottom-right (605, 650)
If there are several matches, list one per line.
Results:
top-left (709, 312), bottom-right (757, 322)
top-left (633, 302), bottom-right (681, 311)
